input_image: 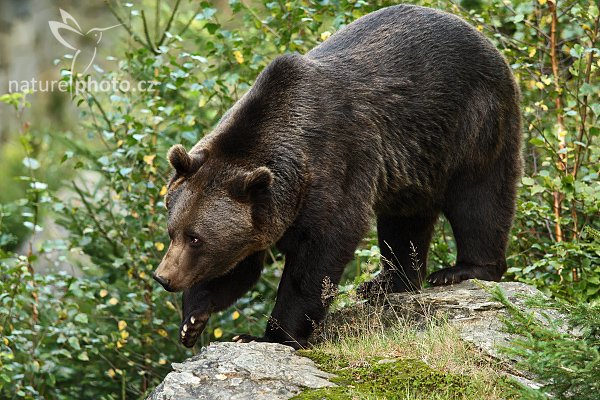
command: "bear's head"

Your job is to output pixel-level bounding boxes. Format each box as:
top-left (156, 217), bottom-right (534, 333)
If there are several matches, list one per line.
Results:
top-left (153, 144), bottom-right (275, 292)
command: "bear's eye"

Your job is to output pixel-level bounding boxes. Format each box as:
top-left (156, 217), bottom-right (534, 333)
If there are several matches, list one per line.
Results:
top-left (187, 235), bottom-right (202, 247)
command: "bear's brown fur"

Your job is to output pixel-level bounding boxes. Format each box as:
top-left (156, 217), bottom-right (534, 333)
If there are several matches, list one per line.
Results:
top-left (154, 4), bottom-right (522, 349)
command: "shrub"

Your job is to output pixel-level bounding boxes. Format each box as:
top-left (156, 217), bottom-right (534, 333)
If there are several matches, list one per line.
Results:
top-left (492, 280), bottom-right (600, 400)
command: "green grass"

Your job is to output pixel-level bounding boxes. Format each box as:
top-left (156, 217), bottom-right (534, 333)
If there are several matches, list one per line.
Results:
top-left (295, 322), bottom-right (519, 399)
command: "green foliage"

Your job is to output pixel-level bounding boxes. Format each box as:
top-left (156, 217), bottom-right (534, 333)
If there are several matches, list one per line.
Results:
top-left (491, 286), bottom-right (600, 400)
top-left (0, 0), bottom-right (598, 398)
top-left (0, 94), bottom-right (73, 252)
top-left (0, 257), bottom-right (173, 398)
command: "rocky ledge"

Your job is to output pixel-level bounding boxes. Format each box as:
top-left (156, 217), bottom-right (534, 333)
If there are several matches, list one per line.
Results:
top-left (147, 341), bottom-right (335, 400)
top-left (149, 281), bottom-right (555, 399)
top-left (316, 280), bottom-right (560, 360)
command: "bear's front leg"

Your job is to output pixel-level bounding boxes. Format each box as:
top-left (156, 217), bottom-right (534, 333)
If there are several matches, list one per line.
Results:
top-left (179, 251), bottom-right (265, 347)
top-left (257, 232), bottom-right (362, 349)
top-left (180, 285), bottom-right (212, 348)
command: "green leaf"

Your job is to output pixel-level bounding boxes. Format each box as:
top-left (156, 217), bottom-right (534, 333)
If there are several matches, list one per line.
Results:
top-left (529, 137), bottom-right (545, 147)
top-left (68, 337), bottom-right (81, 351)
top-left (569, 45), bottom-right (582, 58)
top-left (586, 285), bottom-right (600, 296)
top-left (74, 313), bottom-right (88, 324)
top-left (119, 167), bottom-right (133, 176)
top-left (522, 177), bottom-right (535, 186)
top-left (205, 23), bottom-right (220, 34)
top-left (561, 175), bottom-right (574, 185)
top-left (580, 83), bottom-right (596, 96)
top-left (531, 185), bottom-right (545, 195)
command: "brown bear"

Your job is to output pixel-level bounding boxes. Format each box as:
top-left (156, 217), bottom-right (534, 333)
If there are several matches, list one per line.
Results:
top-left (153, 4), bottom-right (522, 349)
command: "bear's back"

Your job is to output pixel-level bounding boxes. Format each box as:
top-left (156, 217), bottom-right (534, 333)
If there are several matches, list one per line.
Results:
top-left (307, 5), bottom-right (512, 94)
top-left (295, 5), bottom-right (521, 207)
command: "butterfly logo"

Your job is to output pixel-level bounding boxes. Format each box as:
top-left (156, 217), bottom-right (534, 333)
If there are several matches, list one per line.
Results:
top-left (49, 9), bottom-right (121, 77)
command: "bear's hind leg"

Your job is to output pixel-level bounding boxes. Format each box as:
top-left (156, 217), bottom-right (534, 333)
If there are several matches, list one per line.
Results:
top-left (359, 213), bottom-right (438, 296)
top-left (429, 160), bottom-right (518, 286)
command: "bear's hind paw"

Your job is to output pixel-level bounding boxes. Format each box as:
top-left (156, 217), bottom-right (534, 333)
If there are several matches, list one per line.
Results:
top-left (427, 264), bottom-right (503, 286)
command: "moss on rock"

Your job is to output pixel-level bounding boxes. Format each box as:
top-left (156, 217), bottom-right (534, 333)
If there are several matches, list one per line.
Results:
top-left (295, 349), bottom-right (516, 399)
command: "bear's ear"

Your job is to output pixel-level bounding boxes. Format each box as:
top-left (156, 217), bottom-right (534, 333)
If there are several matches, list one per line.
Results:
top-left (229, 166), bottom-right (274, 202)
top-left (167, 145), bottom-right (207, 176)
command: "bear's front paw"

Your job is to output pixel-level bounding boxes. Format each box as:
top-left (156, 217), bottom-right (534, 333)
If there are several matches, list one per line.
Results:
top-left (232, 333), bottom-right (306, 350)
top-left (180, 311), bottom-right (210, 348)
top-left (231, 333), bottom-right (262, 343)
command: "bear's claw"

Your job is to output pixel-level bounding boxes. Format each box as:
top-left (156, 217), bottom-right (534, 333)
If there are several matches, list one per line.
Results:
top-left (232, 334), bottom-right (261, 343)
top-left (427, 265), bottom-right (480, 286)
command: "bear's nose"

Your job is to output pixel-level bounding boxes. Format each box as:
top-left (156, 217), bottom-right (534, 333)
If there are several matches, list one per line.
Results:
top-left (153, 273), bottom-right (173, 292)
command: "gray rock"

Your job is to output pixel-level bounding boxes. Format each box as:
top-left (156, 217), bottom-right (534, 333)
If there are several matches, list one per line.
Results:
top-left (315, 280), bottom-right (557, 360)
top-left (389, 281), bottom-right (550, 359)
top-left (147, 342), bottom-right (335, 400)
top-left (314, 280), bottom-right (561, 388)
top-left (150, 281), bottom-right (557, 398)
